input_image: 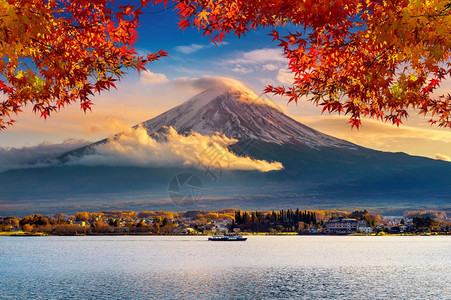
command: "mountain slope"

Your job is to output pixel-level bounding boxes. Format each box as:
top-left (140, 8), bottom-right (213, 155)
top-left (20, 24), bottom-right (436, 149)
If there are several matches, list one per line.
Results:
top-left (1, 87), bottom-right (450, 216)
top-left (58, 88), bottom-right (357, 162)
top-left (140, 88), bottom-right (357, 148)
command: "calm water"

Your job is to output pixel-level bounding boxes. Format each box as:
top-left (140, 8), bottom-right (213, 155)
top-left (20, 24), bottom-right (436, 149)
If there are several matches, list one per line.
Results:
top-left (0, 235), bottom-right (450, 299)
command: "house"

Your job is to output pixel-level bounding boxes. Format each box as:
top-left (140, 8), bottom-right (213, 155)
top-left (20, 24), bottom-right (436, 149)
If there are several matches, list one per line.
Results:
top-left (307, 227), bottom-right (320, 233)
top-left (179, 227), bottom-right (197, 234)
top-left (212, 225), bottom-right (229, 234)
top-left (73, 221), bottom-right (87, 227)
top-left (389, 226), bottom-right (401, 234)
top-left (213, 219), bottom-right (232, 226)
top-left (358, 226), bottom-right (373, 233)
top-left (324, 217), bottom-right (367, 234)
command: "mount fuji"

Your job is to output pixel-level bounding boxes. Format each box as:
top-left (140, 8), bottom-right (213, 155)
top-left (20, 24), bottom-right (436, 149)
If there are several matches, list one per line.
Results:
top-left (58, 87), bottom-right (357, 161)
top-left (0, 86), bottom-right (450, 215)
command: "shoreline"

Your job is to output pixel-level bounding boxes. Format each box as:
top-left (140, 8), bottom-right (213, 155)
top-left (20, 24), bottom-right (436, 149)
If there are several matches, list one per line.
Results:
top-left (1, 231), bottom-right (447, 237)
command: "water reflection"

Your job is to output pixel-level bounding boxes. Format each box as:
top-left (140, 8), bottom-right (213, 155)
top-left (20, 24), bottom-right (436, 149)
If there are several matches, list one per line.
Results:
top-left (0, 236), bottom-right (449, 299)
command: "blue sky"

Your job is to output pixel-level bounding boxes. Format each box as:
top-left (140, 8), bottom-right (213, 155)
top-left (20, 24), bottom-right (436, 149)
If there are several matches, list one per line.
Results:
top-left (0, 3), bottom-right (450, 162)
top-left (137, 5), bottom-right (287, 88)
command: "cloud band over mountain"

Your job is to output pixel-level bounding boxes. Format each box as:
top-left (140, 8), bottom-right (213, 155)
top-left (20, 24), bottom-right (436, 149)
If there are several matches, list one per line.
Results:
top-left (66, 126), bottom-right (283, 172)
top-left (0, 139), bottom-right (89, 172)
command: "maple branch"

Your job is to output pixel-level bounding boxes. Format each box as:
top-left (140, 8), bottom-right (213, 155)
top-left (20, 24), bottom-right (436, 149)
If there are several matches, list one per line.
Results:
top-left (367, 44), bottom-right (395, 68)
top-left (65, 23), bottom-right (97, 29)
top-left (408, 12), bottom-right (451, 18)
top-left (325, 36), bottom-right (360, 49)
top-left (30, 38), bottom-right (62, 56)
top-left (410, 2), bottom-right (451, 18)
top-left (41, 51), bottom-right (58, 67)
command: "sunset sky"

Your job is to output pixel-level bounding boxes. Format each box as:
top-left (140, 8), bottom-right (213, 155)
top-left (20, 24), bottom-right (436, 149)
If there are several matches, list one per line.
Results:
top-left (1, 4), bottom-right (450, 162)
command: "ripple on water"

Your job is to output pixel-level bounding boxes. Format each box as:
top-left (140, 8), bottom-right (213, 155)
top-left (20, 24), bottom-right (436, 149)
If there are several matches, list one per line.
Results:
top-left (0, 236), bottom-right (449, 299)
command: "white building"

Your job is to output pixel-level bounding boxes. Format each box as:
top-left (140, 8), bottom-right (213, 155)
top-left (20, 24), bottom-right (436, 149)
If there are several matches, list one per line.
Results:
top-left (358, 226), bottom-right (373, 233)
top-left (324, 217), bottom-right (367, 234)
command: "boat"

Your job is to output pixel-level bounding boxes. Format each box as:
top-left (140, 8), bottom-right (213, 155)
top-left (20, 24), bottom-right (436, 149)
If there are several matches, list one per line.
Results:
top-left (208, 235), bottom-right (247, 241)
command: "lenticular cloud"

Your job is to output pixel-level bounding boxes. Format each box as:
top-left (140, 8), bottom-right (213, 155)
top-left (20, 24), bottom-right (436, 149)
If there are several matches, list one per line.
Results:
top-left (69, 125), bottom-right (283, 172)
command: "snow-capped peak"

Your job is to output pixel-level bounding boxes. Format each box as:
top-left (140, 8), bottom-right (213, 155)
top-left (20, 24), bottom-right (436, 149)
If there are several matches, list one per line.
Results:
top-left (140, 88), bottom-right (357, 149)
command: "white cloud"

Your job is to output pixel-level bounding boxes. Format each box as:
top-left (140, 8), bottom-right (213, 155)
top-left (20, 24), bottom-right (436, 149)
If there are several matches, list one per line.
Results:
top-left (263, 64), bottom-right (278, 71)
top-left (0, 139), bottom-right (89, 172)
top-left (140, 73), bottom-right (244, 93)
top-left (232, 65), bottom-right (252, 74)
top-left (221, 48), bottom-right (288, 75)
top-left (225, 48), bottom-right (287, 65)
top-left (140, 75), bottom-right (281, 110)
top-left (168, 76), bottom-right (250, 93)
top-left (68, 126), bottom-right (283, 172)
top-left (277, 68), bottom-right (294, 85)
top-left (434, 153), bottom-right (451, 162)
top-left (140, 70), bottom-right (168, 84)
top-left (174, 42), bottom-right (230, 54)
top-left (174, 43), bottom-right (206, 54)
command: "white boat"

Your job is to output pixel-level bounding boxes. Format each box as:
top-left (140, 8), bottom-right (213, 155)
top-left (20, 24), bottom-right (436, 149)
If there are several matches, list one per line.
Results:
top-left (208, 235), bottom-right (247, 241)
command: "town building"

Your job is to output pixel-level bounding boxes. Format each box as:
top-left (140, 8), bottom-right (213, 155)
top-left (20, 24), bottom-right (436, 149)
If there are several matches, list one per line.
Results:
top-left (324, 217), bottom-right (367, 234)
top-left (358, 226), bottom-right (373, 233)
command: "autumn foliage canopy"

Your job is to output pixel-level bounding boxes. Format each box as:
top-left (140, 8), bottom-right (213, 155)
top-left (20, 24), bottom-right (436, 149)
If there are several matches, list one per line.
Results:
top-left (0, 0), bottom-right (167, 129)
top-left (177, 0), bottom-right (451, 128)
top-left (1, 0), bottom-right (450, 129)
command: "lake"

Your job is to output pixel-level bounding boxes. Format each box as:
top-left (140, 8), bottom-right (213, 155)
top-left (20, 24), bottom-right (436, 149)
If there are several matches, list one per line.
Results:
top-left (0, 235), bottom-right (449, 299)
